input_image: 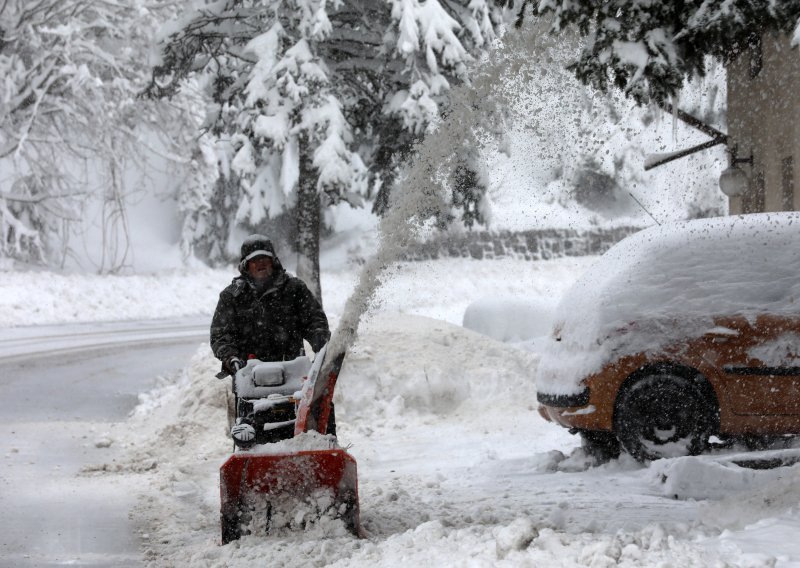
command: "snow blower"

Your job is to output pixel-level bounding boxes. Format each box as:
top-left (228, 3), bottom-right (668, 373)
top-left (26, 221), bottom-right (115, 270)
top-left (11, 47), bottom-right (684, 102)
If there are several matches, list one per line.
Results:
top-left (219, 345), bottom-right (360, 543)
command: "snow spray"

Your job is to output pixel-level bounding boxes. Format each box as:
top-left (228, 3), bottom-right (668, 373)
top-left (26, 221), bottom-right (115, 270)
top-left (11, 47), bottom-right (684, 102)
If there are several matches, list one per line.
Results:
top-left (327, 19), bottom-right (577, 355)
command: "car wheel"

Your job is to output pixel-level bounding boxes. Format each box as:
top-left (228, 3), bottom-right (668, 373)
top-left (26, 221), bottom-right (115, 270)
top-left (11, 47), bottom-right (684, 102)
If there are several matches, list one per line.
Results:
top-left (615, 373), bottom-right (714, 462)
top-left (578, 430), bottom-right (621, 462)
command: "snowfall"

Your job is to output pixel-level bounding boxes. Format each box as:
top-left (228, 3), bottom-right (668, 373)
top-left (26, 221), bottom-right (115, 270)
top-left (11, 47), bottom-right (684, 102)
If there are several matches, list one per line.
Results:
top-left (3, 59), bottom-right (800, 565)
top-left (4, 223), bottom-right (800, 567)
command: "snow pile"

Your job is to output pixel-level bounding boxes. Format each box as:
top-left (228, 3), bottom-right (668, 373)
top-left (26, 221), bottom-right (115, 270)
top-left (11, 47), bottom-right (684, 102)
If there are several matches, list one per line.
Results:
top-left (652, 454), bottom-right (800, 502)
top-left (463, 296), bottom-right (556, 342)
top-left (0, 268), bottom-right (233, 327)
top-left (87, 345), bottom-right (230, 476)
top-left (99, 318), bottom-right (742, 568)
top-left (336, 313), bottom-right (539, 427)
top-left (80, 345), bottom-right (233, 556)
top-left (650, 453), bottom-right (800, 563)
top-left (61, 257), bottom-right (800, 567)
top-left (83, 316), bottom-right (543, 566)
top-left (538, 212), bottom-right (800, 396)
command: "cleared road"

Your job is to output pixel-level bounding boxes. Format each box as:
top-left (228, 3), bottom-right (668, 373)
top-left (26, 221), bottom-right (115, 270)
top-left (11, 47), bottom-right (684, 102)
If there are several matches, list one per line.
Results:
top-left (0, 317), bottom-right (209, 567)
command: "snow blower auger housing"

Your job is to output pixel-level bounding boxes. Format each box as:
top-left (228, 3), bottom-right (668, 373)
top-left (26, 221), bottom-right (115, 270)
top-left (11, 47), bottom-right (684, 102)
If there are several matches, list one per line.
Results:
top-left (219, 346), bottom-right (360, 543)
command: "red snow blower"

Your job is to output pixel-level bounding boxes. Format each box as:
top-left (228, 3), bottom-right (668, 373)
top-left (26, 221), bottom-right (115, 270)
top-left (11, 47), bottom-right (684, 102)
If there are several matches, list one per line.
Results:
top-left (219, 346), bottom-right (360, 543)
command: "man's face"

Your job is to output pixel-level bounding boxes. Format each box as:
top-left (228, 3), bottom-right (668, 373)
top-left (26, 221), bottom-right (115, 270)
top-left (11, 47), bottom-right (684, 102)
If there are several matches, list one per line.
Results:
top-left (246, 255), bottom-right (273, 281)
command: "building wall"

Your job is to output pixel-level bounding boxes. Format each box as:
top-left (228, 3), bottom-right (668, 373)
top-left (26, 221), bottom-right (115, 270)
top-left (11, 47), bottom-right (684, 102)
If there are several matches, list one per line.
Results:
top-left (727, 32), bottom-right (800, 214)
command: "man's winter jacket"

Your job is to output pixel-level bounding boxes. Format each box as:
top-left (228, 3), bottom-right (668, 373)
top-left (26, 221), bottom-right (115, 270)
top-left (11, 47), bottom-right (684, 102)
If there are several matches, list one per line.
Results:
top-left (210, 268), bottom-right (330, 370)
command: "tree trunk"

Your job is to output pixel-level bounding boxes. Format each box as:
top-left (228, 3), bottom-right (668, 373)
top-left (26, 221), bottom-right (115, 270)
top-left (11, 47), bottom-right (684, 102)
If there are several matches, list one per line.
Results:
top-left (295, 139), bottom-right (323, 305)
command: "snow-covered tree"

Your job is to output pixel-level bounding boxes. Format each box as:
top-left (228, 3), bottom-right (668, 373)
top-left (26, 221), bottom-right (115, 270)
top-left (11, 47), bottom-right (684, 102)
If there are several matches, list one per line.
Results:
top-left (520, 0), bottom-right (800, 105)
top-left (146, 0), bottom-right (507, 299)
top-left (0, 0), bottom-right (198, 271)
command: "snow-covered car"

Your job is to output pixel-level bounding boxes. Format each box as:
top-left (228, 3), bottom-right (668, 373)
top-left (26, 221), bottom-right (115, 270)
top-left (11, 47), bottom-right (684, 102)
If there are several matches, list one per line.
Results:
top-left (536, 212), bottom-right (800, 461)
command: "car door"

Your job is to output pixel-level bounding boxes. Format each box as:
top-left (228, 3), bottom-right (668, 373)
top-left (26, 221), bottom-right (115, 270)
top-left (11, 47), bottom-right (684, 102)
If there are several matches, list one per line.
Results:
top-left (715, 315), bottom-right (800, 415)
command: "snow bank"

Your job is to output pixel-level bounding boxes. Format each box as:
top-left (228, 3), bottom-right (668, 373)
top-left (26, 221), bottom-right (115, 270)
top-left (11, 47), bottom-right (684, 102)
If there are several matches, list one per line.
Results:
top-left (0, 255), bottom-right (590, 332)
top-left (538, 212), bottom-right (800, 396)
top-left (96, 317), bottom-right (736, 567)
top-left (69, 258), bottom-right (800, 567)
top-left (651, 454), bottom-right (800, 503)
top-left (463, 296), bottom-right (556, 342)
top-left (84, 315), bottom-right (541, 566)
top-left (336, 313), bottom-right (539, 426)
top-left (369, 257), bottom-right (589, 325)
top-left (649, 452), bottom-right (800, 564)
top-left (0, 268), bottom-right (233, 327)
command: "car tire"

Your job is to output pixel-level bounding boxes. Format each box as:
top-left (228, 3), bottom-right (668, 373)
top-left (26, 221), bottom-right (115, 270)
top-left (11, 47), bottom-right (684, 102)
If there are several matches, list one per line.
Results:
top-left (615, 373), bottom-right (714, 462)
top-left (578, 430), bottom-right (621, 462)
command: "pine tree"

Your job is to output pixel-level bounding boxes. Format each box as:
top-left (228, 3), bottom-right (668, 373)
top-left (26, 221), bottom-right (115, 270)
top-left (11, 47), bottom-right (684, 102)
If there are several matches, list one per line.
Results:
top-left (521, 1), bottom-right (800, 104)
top-left (146, 0), bottom-right (507, 299)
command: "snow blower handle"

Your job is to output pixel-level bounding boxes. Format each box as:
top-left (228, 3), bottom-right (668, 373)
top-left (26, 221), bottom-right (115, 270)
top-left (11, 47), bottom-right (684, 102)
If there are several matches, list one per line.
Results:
top-left (215, 357), bottom-right (244, 380)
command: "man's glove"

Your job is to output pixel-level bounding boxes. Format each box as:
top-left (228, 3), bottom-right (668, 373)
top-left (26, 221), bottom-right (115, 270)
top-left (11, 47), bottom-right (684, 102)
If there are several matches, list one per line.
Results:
top-left (225, 356), bottom-right (245, 376)
top-left (309, 332), bottom-right (330, 353)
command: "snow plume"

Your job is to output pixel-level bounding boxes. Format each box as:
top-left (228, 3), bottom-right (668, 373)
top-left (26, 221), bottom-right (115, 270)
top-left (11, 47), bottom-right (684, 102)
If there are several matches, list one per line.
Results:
top-left (329, 26), bottom-right (520, 360)
top-left (330, 15), bottom-right (725, 390)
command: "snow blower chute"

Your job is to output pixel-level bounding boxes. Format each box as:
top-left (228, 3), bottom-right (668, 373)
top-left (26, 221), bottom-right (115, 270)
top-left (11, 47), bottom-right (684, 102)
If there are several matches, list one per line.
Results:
top-left (219, 345), bottom-right (360, 543)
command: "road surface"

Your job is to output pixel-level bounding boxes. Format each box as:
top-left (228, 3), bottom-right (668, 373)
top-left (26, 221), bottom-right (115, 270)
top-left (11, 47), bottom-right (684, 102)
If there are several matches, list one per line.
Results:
top-left (0, 317), bottom-right (209, 567)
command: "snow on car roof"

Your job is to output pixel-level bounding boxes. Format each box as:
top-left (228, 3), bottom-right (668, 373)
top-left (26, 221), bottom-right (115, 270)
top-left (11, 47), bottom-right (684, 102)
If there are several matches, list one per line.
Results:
top-left (537, 212), bottom-right (800, 396)
top-left (563, 211), bottom-right (800, 330)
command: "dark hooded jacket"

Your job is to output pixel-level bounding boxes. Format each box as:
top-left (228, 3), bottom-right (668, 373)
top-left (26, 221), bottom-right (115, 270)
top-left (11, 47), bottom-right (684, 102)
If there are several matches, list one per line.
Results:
top-left (210, 237), bottom-right (329, 371)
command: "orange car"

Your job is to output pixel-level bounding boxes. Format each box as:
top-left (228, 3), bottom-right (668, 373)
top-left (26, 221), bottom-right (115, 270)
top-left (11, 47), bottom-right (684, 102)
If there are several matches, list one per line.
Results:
top-left (536, 212), bottom-right (800, 461)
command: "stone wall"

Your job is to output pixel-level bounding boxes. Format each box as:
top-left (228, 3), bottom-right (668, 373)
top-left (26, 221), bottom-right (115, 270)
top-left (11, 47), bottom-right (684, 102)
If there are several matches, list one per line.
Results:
top-left (398, 226), bottom-right (642, 262)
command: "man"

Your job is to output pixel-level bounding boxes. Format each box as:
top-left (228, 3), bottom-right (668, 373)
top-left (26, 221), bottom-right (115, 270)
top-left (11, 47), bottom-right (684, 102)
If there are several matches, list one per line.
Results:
top-left (211, 234), bottom-right (330, 375)
top-left (211, 234), bottom-right (331, 445)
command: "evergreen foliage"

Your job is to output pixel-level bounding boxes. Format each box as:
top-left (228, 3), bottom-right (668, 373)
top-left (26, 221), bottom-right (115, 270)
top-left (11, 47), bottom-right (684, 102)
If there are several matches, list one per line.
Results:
top-left (145, 0), bottom-right (508, 291)
top-left (522, 0), bottom-right (800, 104)
top-left (449, 149), bottom-right (489, 229)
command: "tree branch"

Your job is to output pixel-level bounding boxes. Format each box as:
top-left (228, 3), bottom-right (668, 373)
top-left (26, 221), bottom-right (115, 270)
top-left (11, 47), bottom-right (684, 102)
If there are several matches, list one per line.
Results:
top-left (658, 101), bottom-right (727, 141)
top-left (644, 137), bottom-right (726, 171)
top-left (0, 190), bottom-right (88, 203)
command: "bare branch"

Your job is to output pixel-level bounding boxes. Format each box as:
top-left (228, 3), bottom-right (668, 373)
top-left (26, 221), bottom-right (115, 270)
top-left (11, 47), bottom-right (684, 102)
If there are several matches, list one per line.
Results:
top-left (0, 190), bottom-right (88, 203)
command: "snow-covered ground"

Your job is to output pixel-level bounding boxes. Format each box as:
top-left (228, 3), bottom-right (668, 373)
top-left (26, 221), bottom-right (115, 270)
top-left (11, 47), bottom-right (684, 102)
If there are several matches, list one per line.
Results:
top-left (8, 253), bottom-right (799, 567)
